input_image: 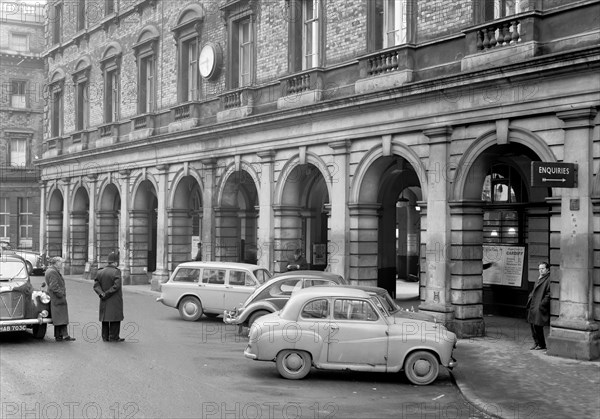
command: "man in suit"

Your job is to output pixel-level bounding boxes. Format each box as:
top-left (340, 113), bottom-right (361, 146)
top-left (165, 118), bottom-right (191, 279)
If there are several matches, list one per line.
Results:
top-left (93, 252), bottom-right (125, 342)
top-left (526, 262), bottom-right (552, 350)
top-left (45, 256), bottom-right (76, 342)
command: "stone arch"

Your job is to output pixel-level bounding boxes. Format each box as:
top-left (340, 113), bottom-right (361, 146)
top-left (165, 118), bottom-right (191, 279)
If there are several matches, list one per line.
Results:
top-left (169, 166), bottom-right (204, 209)
top-left (175, 3), bottom-right (205, 26)
top-left (73, 55), bottom-right (91, 73)
top-left (274, 152), bottom-right (333, 206)
top-left (350, 141), bottom-right (428, 204)
top-left (48, 67), bottom-right (66, 84)
top-left (101, 41), bottom-right (122, 61)
top-left (97, 179), bottom-right (121, 211)
top-left (136, 24), bottom-right (160, 45)
top-left (216, 161), bottom-right (261, 208)
top-left (131, 172), bottom-right (159, 209)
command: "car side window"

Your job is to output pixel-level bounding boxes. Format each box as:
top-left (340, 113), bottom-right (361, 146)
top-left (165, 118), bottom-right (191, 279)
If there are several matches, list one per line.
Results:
top-left (172, 268), bottom-right (200, 283)
top-left (269, 279), bottom-right (301, 297)
top-left (301, 299), bottom-right (329, 319)
top-left (334, 299), bottom-right (379, 321)
top-left (305, 279), bottom-right (335, 287)
top-left (203, 268), bottom-right (226, 285)
top-left (229, 270), bottom-right (249, 286)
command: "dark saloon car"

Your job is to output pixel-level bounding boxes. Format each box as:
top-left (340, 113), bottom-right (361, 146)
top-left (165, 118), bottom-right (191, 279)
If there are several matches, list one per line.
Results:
top-left (224, 270), bottom-right (348, 328)
top-left (0, 255), bottom-right (52, 339)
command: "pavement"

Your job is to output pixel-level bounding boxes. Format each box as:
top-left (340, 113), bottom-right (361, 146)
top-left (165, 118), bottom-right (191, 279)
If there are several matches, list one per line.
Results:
top-left (65, 275), bottom-right (600, 419)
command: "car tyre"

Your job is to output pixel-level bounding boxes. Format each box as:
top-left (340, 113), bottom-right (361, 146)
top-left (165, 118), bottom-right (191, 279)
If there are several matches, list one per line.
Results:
top-left (32, 324), bottom-right (47, 339)
top-left (248, 310), bottom-right (270, 329)
top-left (276, 350), bottom-right (312, 380)
top-left (178, 296), bottom-right (203, 321)
top-left (404, 350), bottom-right (439, 386)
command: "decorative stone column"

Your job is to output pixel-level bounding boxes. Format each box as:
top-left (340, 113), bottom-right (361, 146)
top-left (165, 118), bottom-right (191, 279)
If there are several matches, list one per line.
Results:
top-left (419, 127), bottom-right (455, 324)
top-left (39, 181), bottom-right (47, 260)
top-left (84, 174), bottom-right (97, 279)
top-left (547, 108), bottom-right (599, 360)
top-left (60, 178), bottom-right (72, 274)
top-left (448, 200), bottom-right (485, 337)
top-left (328, 140), bottom-right (350, 280)
top-left (257, 150), bottom-right (275, 271)
top-left (348, 203), bottom-right (380, 286)
top-left (201, 159), bottom-right (217, 262)
top-left (118, 169), bottom-right (131, 284)
top-left (151, 164), bottom-right (170, 291)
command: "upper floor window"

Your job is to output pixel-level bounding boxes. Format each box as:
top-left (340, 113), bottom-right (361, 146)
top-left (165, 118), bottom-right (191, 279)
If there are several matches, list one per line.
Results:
top-left (10, 33), bottom-right (29, 52)
top-left (52, 2), bottom-right (62, 44)
top-left (100, 42), bottom-right (122, 123)
top-left (231, 16), bottom-right (254, 88)
top-left (477, 0), bottom-right (524, 23)
top-left (77, 0), bottom-right (86, 31)
top-left (0, 198), bottom-right (9, 239)
top-left (288, 0), bottom-right (323, 72)
top-left (10, 81), bottom-right (27, 108)
top-left (18, 197), bottom-right (33, 248)
top-left (369, 0), bottom-right (412, 51)
top-left (72, 57), bottom-right (91, 131)
top-left (173, 5), bottom-right (204, 101)
top-left (48, 70), bottom-right (65, 138)
top-left (10, 137), bottom-right (27, 166)
top-left (133, 26), bottom-right (159, 114)
top-left (105, 0), bottom-right (115, 15)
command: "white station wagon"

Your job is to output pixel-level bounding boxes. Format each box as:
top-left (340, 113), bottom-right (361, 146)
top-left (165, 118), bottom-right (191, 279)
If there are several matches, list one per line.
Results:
top-left (157, 261), bottom-right (272, 321)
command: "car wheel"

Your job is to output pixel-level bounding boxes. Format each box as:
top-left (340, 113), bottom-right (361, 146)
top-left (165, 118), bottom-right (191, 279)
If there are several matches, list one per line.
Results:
top-left (404, 350), bottom-right (439, 386)
top-left (32, 324), bottom-right (47, 339)
top-left (204, 313), bottom-right (219, 318)
top-left (178, 296), bottom-right (203, 321)
top-left (25, 261), bottom-right (33, 275)
top-left (276, 350), bottom-right (312, 380)
top-left (248, 310), bottom-right (270, 328)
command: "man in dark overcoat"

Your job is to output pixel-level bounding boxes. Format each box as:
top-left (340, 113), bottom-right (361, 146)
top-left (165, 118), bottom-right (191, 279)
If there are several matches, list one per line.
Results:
top-left (93, 252), bottom-right (124, 342)
top-left (45, 257), bottom-right (75, 342)
top-left (526, 262), bottom-right (551, 350)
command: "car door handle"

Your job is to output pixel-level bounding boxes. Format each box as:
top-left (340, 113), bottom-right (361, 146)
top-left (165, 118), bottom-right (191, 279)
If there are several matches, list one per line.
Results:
top-left (330, 325), bottom-right (339, 330)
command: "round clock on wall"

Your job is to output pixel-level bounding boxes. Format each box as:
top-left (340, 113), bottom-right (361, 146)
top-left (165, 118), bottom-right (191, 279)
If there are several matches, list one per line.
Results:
top-left (198, 43), bottom-right (222, 80)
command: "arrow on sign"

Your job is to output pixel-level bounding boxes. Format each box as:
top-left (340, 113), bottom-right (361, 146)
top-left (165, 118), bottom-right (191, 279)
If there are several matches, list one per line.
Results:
top-left (542, 178), bottom-right (566, 182)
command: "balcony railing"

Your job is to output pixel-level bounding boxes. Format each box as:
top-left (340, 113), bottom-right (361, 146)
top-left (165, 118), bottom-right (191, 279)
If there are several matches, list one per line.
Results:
top-left (280, 68), bottom-right (325, 97)
top-left (173, 103), bottom-right (191, 120)
top-left (476, 20), bottom-right (521, 51)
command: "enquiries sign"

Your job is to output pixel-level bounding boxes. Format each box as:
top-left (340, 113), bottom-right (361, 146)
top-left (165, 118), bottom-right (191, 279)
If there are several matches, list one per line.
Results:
top-left (531, 162), bottom-right (577, 188)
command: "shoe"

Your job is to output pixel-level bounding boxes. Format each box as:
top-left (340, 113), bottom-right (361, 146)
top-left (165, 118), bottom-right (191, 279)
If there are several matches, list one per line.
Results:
top-left (55, 337), bottom-right (63, 342)
top-left (110, 338), bottom-right (125, 342)
top-left (536, 346), bottom-right (546, 350)
top-left (62, 336), bottom-right (76, 341)
top-left (530, 344), bottom-right (540, 350)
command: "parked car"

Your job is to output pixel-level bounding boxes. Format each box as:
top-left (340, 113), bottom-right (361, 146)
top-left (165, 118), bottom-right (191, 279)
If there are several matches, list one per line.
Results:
top-left (0, 254), bottom-right (53, 339)
top-left (244, 286), bottom-right (457, 386)
top-left (224, 270), bottom-right (348, 329)
top-left (0, 241), bottom-right (45, 275)
top-left (156, 261), bottom-right (272, 321)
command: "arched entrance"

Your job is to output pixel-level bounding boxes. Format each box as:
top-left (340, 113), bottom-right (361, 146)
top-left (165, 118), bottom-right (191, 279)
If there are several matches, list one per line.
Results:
top-left (462, 143), bottom-right (552, 317)
top-left (217, 169), bottom-right (258, 263)
top-left (170, 175), bottom-right (202, 270)
top-left (46, 188), bottom-right (63, 258)
top-left (70, 186), bottom-right (89, 274)
top-left (278, 162), bottom-right (330, 272)
top-left (98, 183), bottom-right (120, 266)
top-left (131, 180), bottom-right (158, 284)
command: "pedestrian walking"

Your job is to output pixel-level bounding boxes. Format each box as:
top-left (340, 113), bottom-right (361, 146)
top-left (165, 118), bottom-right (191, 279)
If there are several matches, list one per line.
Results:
top-left (526, 262), bottom-right (551, 350)
top-left (44, 256), bottom-right (76, 342)
top-left (93, 252), bottom-right (125, 342)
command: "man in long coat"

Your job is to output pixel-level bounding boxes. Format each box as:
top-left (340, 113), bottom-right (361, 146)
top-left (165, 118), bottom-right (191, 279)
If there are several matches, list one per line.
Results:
top-left (526, 262), bottom-right (552, 350)
top-left (45, 257), bottom-right (75, 341)
top-left (93, 252), bottom-right (124, 342)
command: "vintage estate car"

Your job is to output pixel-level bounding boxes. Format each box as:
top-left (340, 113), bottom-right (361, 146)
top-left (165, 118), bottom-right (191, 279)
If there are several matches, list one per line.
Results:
top-left (156, 261), bottom-right (272, 321)
top-left (0, 255), bottom-right (52, 339)
top-left (0, 241), bottom-right (45, 275)
top-left (244, 286), bottom-right (457, 386)
top-left (223, 271), bottom-right (348, 328)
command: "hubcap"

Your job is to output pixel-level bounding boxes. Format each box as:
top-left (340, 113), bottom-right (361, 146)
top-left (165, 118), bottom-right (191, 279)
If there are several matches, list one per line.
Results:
top-left (414, 359), bottom-right (431, 377)
top-left (184, 303), bottom-right (197, 316)
top-left (285, 353), bottom-right (303, 372)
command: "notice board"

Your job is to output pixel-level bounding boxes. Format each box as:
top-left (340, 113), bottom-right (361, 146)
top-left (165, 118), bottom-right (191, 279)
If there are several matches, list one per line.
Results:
top-left (482, 244), bottom-right (525, 287)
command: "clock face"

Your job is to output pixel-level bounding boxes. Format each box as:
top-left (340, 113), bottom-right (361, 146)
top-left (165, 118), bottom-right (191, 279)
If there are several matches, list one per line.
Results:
top-left (199, 44), bottom-right (216, 79)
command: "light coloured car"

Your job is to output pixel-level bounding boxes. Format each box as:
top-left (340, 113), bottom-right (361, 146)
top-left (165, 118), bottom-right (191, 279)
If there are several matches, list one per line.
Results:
top-left (0, 241), bottom-right (45, 275)
top-left (0, 254), bottom-right (52, 339)
top-left (156, 261), bottom-right (272, 321)
top-left (244, 286), bottom-right (457, 386)
top-left (223, 270), bottom-right (348, 329)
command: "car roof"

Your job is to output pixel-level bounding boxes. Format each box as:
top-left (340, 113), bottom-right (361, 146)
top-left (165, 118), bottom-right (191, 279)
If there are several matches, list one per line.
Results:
top-left (0, 254), bottom-right (27, 264)
top-left (281, 286), bottom-right (372, 319)
top-left (174, 261), bottom-right (268, 271)
top-left (271, 270), bottom-right (344, 280)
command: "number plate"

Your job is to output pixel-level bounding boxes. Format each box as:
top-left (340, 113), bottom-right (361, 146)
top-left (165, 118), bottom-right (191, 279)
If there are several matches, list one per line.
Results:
top-left (0, 324), bottom-right (28, 332)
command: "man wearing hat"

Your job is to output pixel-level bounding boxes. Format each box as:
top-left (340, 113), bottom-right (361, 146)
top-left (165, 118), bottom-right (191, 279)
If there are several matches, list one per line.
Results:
top-left (93, 252), bottom-right (124, 342)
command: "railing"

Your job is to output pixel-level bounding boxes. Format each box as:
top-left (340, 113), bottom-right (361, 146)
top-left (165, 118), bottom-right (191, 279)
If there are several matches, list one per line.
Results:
top-left (476, 20), bottom-right (521, 51)
top-left (286, 74), bottom-right (311, 95)
top-left (367, 50), bottom-right (402, 76)
top-left (132, 115), bottom-right (147, 130)
top-left (99, 124), bottom-right (113, 138)
top-left (173, 103), bottom-right (191, 120)
top-left (280, 69), bottom-right (325, 97)
top-left (71, 131), bottom-right (82, 143)
top-left (222, 91), bottom-right (242, 109)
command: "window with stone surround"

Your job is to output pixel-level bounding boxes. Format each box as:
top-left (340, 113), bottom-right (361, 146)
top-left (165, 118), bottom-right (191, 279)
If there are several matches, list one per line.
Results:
top-left (134, 26), bottom-right (159, 114)
top-left (288, 0), bottom-right (323, 71)
top-left (476, 0), bottom-right (525, 23)
top-left (52, 2), bottom-right (62, 44)
top-left (48, 70), bottom-right (65, 138)
top-left (0, 198), bottom-right (9, 240)
top-left (9, 136), bottom-right (27, 167)
top-left (101, 42), bottom-right (122, 123)
top-left (173, 6), bottom-right (203, 103)
top-left (368, 0), bottom-right (414, 51)
top-left (231, 15), bottom-right (255, 88)
top-left (10, 80), bottom-right (27, 108)
top-left (72, 57), bottom-right (91, 131)
top-left (18, 197), bottom-right (33, 248)
top-left (105, 0), bottom-right (115, 15)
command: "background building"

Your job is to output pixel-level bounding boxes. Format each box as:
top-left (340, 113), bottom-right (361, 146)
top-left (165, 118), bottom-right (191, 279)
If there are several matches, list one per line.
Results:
top-left (39, 0), bottom-right (599, 359)
top-left (0, 0), bottom-right (45, 251)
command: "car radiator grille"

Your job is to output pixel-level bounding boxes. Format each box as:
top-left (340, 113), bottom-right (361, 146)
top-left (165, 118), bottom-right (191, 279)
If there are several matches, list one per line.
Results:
top-left (0, 292), bottom-right (25, 320)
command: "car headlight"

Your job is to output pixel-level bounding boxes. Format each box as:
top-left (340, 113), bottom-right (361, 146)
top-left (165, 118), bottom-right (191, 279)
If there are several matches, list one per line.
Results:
top-left (33, 291), bottom-right (51, 304)
top-left (40, 310), bottom-right (49, 318)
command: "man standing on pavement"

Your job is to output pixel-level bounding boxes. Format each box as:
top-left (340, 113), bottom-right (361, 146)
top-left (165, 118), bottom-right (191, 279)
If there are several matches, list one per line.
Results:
top-left (526, 262), bottom-right (551, 350)
top-left (93, 252), bottom-right (125, 342)
top-left (45, 256), bottom-right (76, 342)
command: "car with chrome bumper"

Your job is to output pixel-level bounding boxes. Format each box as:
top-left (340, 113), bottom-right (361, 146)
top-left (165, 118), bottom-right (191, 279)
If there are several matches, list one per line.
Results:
top-left (0, 241), bottom-right (45, 275)
top-left (224, 270), bottom-right (348, 329)
top-left (244, 286), bottom-right (457, 385)
top-left (0, 255), bottom-right (52, 339)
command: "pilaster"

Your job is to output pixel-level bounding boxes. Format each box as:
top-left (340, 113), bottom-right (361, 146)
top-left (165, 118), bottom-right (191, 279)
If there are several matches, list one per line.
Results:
top-left (257, 150), bottom-right (275, 270)
top-left (151, 164), bottom-right (170, 290)
top-left (60, 178), bottom-right (72, 274)
top-left (201, 159), bottom-right (217, 262)
top-left (348, 203), bottom-right (380, 286)
top-left (118, 169), bottom-right (131, 284)
top-left (84, 174), bottom-right (97, 279)
top-left (328, 140), bottom-right (350, 280)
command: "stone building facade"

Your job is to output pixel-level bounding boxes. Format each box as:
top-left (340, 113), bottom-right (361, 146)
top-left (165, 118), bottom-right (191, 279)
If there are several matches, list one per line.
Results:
top-left (40, 0), bottom-right (599, 359)
top-left (0, 1), bottom-right (45, 251)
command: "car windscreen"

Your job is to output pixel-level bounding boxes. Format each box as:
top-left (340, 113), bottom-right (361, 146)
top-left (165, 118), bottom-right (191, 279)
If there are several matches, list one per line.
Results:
top-left (0, 259), bottom-right (28, 281)
top-left (252, 268), bottom-right (272, 284)
top-left (370, 295), bottom-right (394, 316)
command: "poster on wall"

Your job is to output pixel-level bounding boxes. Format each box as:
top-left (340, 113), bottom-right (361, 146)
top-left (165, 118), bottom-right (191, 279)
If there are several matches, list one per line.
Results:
top-left (482, 245), bottom-right (525, 287)
top-left (312, 243), bottom-right (327, 265)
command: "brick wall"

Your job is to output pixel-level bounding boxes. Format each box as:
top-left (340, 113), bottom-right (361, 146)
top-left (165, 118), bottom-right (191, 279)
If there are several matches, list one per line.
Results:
top-left (417, 0), bottom-right (472, 42)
